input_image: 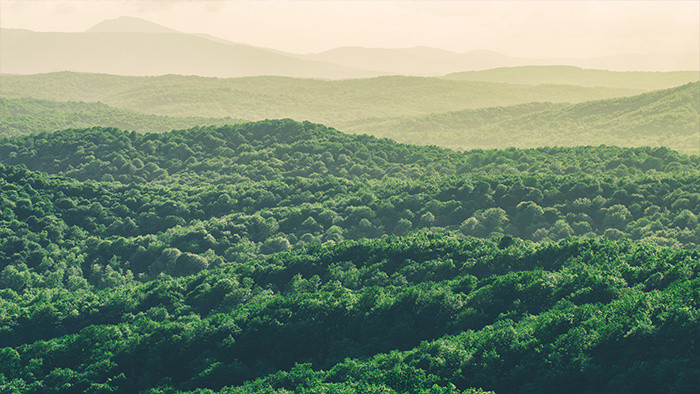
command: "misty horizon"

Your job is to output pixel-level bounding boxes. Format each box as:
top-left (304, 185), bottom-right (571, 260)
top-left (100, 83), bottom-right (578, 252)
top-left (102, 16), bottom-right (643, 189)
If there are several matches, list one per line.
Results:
top-left (1, 1), bottom-right (698, 59)
top-left (2, 14), bottom-right (699, 78)
top-left (3, 15), bottom-right (698, 60)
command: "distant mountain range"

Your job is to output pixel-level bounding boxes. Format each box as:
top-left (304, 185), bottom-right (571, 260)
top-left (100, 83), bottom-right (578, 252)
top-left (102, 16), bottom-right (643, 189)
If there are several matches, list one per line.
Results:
top-left (1, 16), bottom-right (697, 78)
top-left (2, 75), bottom-right (696, 153)
top-left (0, 72), bottom-right (640, 124)
top-left (0, 17), bottom-right (377, 79)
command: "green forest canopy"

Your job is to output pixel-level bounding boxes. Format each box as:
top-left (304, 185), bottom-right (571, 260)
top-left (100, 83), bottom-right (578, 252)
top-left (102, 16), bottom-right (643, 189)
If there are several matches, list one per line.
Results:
top-left (0, 119), bottom-right (698, 392)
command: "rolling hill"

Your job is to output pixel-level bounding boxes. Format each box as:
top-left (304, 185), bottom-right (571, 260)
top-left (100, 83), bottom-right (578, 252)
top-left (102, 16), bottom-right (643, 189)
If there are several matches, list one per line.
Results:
top-left (0, 97), bottom-right (244, 137)
top-left (444, 66), bottom-right (700, 91)
top-left (340, 82), bottom-right (700, 153)
top-left (0, 72), bottom-right (641, 125)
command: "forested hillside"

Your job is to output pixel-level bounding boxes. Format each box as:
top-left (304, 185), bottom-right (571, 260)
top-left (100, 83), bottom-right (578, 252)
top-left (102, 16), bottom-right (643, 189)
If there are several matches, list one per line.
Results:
top-left (444, 66), bottom-right (700, 90)
top-left (0, 72), bottom-right (641, 124)
top-left (0, 97), bottom-right (243, 137)
top-left (0, 120), bottom-right (698, 392)
top-left (342, 82), bottom-right (700, 153)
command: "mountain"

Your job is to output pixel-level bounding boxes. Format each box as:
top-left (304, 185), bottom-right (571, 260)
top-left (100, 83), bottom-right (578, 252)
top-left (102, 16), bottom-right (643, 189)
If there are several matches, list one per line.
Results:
top-left (0, 72), bottom-right (641, 124)
top-left (85, 15), bottom-right (179, 33)
top-left (0, 27), bottom-right (379, 79)
top-left (340, 83), bottom-right (700, 153)
top-left (0, 97), bottom-right (244, 137)
top-left (3, 17), bottom-right (697, 80)
top-left (444, 66), bottom-right (700, 91)
top-left (304, 47), bottom-right (700, 75)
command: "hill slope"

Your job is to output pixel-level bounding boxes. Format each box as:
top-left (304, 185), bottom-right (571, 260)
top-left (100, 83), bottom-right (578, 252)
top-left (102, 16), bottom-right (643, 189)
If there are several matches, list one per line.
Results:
top-left (0, 97), bottom-right (244, 137)
top-left (0, 72), bottom-right (641, 124)
top-left (341, 82), bottom-right (700, 153)
top-left (0, 28), bottom-right (379, 79)
top-left (444, 66), bottom-right (700, 91)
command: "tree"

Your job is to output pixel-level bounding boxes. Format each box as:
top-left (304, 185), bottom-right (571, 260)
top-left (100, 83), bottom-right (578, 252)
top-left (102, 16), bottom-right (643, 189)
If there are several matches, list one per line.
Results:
top-left (170, 252), bottom-right (208, 276)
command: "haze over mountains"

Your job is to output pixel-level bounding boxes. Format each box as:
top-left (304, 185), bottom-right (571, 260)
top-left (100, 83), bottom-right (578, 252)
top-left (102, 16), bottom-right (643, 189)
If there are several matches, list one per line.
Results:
top-left (0, 72), bottom-right (640, 124)
top-left (0, 27), bottom-right (376, 79)
top-left (2, 16), bottom-right (698, 78)
top-left (3, 81), bottom-right (696, 153)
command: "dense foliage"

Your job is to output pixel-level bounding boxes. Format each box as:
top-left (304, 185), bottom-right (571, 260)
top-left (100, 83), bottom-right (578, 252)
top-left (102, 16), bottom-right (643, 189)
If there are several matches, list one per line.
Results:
top-left (0, 234), bottom-right (698, 392)
top-left (0, 97), bottom-right (242, 138)
top-left (342, 83), bottom-right (700, 153)
top-left (0, 119), bottom-right (698, 392)
top-left (0, 122), bottom-right (697, 259)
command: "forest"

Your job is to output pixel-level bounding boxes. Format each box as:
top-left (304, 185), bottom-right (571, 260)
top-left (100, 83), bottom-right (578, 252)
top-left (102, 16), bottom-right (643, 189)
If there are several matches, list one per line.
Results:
top-left (0, 119), bottom-right (698, 391)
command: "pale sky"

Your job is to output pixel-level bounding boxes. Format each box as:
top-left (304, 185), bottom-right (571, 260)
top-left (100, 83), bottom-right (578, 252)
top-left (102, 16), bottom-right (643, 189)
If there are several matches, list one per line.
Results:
top-left (1, 1), bottom-right (698, 58)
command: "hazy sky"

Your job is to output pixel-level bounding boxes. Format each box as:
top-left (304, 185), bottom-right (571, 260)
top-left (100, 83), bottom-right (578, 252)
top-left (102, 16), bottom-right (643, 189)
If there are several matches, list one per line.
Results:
top-left (1, 1), bottom-right (698, 57)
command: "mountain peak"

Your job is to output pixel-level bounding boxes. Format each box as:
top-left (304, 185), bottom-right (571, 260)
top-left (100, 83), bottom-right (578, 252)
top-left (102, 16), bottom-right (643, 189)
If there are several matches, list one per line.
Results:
top-left (86, 16), bottom-right (179, 34)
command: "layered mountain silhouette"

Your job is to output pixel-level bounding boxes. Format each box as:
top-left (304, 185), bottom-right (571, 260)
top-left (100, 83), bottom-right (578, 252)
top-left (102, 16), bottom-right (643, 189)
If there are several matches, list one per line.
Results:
top-left (1, 16), bottom-right (697, 78)
top-left (0, 18), bottom-right (379, 78)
